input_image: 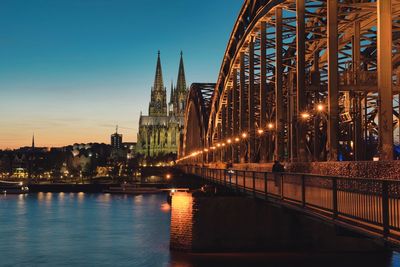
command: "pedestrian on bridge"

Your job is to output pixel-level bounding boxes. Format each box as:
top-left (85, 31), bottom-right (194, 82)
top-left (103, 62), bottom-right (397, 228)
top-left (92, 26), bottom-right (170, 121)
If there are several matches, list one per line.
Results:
top-left (272, 160), bottom-right (284, 187)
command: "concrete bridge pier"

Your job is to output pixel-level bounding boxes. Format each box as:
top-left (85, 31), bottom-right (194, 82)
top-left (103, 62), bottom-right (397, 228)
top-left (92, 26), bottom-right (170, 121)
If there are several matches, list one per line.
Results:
top-left (170, 192), bottom-right (389, 253)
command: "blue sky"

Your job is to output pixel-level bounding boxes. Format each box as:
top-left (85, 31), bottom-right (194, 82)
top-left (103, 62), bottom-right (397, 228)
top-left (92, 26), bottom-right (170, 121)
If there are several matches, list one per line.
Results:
top-left (0, 0), bottom-right (242, 148)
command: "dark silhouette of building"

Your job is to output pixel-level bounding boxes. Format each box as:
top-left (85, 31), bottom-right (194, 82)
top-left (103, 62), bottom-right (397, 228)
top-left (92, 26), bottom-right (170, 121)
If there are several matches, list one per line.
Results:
top-left (111, 126), bottom-right (122, 149)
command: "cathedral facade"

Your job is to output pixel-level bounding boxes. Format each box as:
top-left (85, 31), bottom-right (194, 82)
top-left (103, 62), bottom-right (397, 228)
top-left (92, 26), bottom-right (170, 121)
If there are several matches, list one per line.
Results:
top-left (136, 51), bottom-right (187, 159)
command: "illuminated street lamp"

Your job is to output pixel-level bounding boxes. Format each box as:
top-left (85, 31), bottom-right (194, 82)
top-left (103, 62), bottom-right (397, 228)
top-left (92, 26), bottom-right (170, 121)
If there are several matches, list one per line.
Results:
top-left (300, 112), bottom-right (311, 120)
top-left (227, 139), bottom-right (232, 144)
top-left (241, 132), bottom-right (248, 138)
top-left (234, 137), bottom-right (240, 142)
top-left (257, 129), bottom-right (264, 135)
top-left (267, 123), bottom-right (274, 130)
top-left (316, 103), bottom-right (325, 112)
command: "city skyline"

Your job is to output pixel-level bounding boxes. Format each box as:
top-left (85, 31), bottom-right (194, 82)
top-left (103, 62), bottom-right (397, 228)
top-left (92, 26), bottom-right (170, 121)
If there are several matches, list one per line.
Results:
top-left (0, 0), bottom-right (242, 149)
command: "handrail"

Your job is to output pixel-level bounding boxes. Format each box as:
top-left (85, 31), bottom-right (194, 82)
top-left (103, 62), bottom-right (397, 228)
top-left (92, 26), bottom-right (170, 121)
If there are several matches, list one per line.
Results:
top-left (182, 166), bottom-right (400, 183)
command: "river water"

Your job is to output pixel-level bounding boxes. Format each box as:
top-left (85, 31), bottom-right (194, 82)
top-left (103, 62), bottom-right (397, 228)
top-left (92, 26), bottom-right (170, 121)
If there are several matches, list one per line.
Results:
top-left (0, 193), bottom-right (398, 267)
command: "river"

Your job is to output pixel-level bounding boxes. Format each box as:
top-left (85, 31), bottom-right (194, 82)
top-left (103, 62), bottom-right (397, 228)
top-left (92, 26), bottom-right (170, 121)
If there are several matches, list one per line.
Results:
top-left (0, 193), bottom-right (398, 267)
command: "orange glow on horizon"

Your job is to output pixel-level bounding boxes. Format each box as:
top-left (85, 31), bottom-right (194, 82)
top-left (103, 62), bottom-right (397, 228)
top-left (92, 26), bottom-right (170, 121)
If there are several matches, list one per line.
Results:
top-left (0, 129), bottom-right (138, 150)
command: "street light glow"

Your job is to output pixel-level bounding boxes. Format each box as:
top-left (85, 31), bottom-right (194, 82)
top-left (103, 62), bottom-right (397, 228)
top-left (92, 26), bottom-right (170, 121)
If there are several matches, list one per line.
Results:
top-left (316, 103), bottom-right (324, 112)
top-left (235, 137), bottom-right (240, 142)
top-left (241, 132), bottom-right (248, 138)
top-left (267, 123), bottom-right (274, 129)
top-left (301, 112), bottom-right (310, 120)
top-left (257, 129), bottom-right (264, 135)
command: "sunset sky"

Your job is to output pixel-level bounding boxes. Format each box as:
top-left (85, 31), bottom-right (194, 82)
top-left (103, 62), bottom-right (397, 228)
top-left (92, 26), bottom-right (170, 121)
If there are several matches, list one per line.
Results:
top-left (0, 0), bottom-right (242, 149)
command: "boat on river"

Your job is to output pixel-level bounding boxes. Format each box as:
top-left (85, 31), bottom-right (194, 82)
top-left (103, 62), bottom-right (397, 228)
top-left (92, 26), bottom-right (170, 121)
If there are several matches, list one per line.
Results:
top-left (0, 180), bottom-right (29, 194)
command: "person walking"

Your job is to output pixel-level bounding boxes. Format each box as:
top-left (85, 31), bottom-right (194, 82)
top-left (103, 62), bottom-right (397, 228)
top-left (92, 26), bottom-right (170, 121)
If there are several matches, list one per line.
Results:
top-left (272, 160), bottom-right (284, 187)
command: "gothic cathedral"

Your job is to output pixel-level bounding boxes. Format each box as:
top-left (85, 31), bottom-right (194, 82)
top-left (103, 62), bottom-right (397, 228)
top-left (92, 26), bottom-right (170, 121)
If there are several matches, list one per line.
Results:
top-left (136, 51), bottom-right (187, 160)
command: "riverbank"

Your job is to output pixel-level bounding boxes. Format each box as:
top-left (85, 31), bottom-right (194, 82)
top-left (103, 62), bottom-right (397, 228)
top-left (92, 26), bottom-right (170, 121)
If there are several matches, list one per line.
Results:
top-left (27, 183), bottom-right (172, 193)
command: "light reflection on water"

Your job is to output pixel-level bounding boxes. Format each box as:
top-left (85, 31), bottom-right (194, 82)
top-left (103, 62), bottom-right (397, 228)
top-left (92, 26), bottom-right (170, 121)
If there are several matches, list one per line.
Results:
top-left (0, 193), bottom-right (399, 267)
top-left (0, 193), bottom-right (171, 267)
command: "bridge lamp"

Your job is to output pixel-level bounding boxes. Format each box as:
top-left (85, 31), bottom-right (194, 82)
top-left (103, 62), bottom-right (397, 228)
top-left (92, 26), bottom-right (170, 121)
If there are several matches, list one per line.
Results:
top-left (211, 146), bottom-right (216, 150)
top-left (267, 123), bottom-right (274, 130)
top-left (227, 139), bottom-right (232, 144)
top-left (316, 103), bottom-right (325, 112)
top-left (300, 112), bottom-right (310, 120)
top-left (257, 129), bottom-right (264, 135)
top-left (241, 132), bottom-right (248, 138)
top-left (217, 143), bottom-right (221, 147)
top-left (234, 137), bottom-right (240, 142)
top-left (222, 143), bottom-right (226, 147)
top-left (204, 148), bottom-right (209, 152)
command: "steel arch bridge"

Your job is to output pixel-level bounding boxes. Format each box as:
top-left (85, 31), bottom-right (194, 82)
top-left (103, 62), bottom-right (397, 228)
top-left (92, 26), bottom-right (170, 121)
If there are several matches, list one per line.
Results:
top-left (180, 0), bottom-right (400, 165)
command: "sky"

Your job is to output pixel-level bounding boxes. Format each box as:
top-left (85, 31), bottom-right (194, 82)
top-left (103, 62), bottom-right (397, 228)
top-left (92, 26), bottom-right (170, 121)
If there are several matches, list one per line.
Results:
top-left (0, 0), bottom-right (243, 149)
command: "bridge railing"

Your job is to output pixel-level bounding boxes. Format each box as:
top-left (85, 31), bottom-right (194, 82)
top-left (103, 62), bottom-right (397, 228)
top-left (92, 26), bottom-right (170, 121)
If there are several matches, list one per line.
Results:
top-left (179, 165), bottom-right (400, 244)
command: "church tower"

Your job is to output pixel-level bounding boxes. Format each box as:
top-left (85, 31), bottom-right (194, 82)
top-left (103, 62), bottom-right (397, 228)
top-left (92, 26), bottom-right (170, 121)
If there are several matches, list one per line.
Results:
top-left (175, 51), bottom-right (187, 116)
top-left (170, 51), bottom-right (187, 117)
top-left (149, 51), bottom-right (167, 116)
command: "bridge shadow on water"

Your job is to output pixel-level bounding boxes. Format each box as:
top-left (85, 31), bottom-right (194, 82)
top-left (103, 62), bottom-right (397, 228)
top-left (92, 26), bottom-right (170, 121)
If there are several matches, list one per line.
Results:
top-left (170, 251), bottom-right (399, 267)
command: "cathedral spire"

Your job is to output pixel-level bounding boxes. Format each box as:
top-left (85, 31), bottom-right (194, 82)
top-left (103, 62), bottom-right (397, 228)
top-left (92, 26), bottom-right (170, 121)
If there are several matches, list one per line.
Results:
top-left (176, 51), bottom-right (186, 93)
top-left (170, 81), bottom-right (174, 102)
top-left (149, 51), bottom-right (167, 116)
top-left (32, 133), bottom-right (35, 150)
top-left (153, 50), bottom-right (164, 91)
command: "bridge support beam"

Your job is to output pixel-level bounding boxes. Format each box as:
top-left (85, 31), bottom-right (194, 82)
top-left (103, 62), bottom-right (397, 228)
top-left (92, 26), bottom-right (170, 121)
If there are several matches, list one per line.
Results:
top-left (227, 87), bottom-right (233, 163)
top-left (377, 0), bottom-right (393, 161)
top-left (232, 69), bottom-right (239, 163)
top-left (327, 0), bottom-right (339, 161)
top-left (260, 21), bottom-right (268, 163)
top-left (239, 52), bottom-right (247, 163)
top-left (275, 8), bottom-right (284, 162)
top-left (221, 104), bottom-right (227, 162)
top-left (352, 21), bottom-right (363, 161)
top-left (312, 51), bottom-right (321, 161)
top-left (296, 0), bottom-right (307, 162)
top-left (248, 37), bottom-right (256, 162)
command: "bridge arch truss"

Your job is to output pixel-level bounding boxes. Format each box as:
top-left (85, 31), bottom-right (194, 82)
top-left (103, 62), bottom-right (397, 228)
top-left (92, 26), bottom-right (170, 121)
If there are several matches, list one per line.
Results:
top-left (181, 0), bottom-right (400, 164)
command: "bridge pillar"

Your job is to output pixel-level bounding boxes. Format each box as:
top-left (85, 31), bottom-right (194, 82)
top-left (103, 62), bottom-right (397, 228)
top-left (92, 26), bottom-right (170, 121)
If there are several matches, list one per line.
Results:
top-left (248, 37), bottom-right (256, 162)
top-left (232, 69), bottom-right (239, 163)
top-left (312, 50), bottom-right (321, 161)
top-left (260, 21), bottom-right (268, 163)
top-left (352, 21), bottom-right (364, 161)
top-left (227, 87), bottom-right (233, 163)
top-left (221, 103), bottom-right (227, 162)
top-left (170, 192), bottom-right (388, 252)
top-left (377, 0), bottom-right (393, 161)
top-left (296, 0), bottom-right (308, 162)
top-left (239, 52), bottom-right (247, 163)
top-left (275, 8), bottom-right (284, 162)
top-left (327, 0), bottom-right (339, 161)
